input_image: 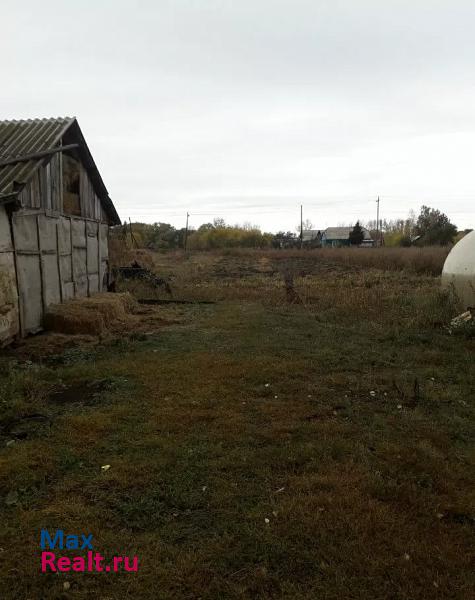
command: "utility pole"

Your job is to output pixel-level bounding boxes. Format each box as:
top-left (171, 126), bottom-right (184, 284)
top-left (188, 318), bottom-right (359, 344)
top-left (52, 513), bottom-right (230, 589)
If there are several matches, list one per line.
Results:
top-left (184, 212), bottom-right (189, 252)
top-left (300, 204), bottom-right (303, 249)
top-left (376, 196), bottom-right (380, 247)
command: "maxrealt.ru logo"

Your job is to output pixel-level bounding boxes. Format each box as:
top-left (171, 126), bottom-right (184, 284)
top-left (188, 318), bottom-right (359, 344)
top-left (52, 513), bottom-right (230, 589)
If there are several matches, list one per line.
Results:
top-left (40, 530), bottom-right (139, 573)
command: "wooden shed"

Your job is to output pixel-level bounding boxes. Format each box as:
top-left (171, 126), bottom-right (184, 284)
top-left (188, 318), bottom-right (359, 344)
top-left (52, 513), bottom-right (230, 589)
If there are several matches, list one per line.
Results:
top-left (0, 117), bottom-right (121, 345)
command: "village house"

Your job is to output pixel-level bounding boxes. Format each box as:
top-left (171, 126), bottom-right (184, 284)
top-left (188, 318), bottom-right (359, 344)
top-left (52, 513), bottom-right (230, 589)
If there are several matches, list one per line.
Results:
top-left (321, 226), bottom-right (374, 247)
top-left (0, 117), bottom-right (121, 345)
top-left (301, 229), bottom-right (324, 246)
top-left (302, 226), bottom-right (374, 248)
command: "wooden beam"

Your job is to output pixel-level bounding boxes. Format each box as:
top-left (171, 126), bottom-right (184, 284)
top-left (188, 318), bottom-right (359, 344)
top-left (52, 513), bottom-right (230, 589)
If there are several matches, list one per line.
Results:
top-left (0, 144), bottom-right (79, 168)
top-left (0, 192), bottom-right (22, 205)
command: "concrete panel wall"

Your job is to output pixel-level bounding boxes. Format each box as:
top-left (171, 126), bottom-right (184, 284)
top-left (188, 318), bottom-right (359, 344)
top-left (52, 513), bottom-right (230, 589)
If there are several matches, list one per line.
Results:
top-left (11, 212), bottom-right (39, 252)
top-left (100, 224), bottom-right (109, 289)
top-left (16, 253), bottom-right (43, 333)
top-left (87, 221), bottom-right (99, 294)
top-left (38, 214), bottom-right (58, 252)
top-left (71, 219), bottom-right (88, 298)
top-left (43, 254), bottom-right (61, 307)
top-left (0, 206), bottom-right (12, 251)
top-left (12, 213), bottom-right (43, 334)
top-left (0, 206), bottom-right (20, 345)
top-left (11, 211), bottom-right (109, 335)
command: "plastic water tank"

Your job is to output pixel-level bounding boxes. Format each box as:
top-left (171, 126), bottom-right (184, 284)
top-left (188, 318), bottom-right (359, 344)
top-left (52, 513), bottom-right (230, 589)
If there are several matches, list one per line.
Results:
top-left (441, 230), bottom-right (475, 310)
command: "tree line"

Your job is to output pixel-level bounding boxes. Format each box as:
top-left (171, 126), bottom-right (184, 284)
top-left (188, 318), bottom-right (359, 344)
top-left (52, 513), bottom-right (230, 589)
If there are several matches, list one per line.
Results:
top-left (113, 206), bottom-right (468, 251)
top-left (367, 206), bottom-right (463, 247)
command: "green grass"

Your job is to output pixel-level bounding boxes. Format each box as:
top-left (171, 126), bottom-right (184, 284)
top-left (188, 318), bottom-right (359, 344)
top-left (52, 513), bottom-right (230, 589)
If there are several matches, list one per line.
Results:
top-left (0, 252), bottom-right (474, 599)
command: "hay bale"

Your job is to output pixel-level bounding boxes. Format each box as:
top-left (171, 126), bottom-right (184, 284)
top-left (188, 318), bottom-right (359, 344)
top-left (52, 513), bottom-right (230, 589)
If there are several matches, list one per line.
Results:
top-left (44, 293), bottom-right (137, 336)
top-left (44, 308), bottom-right (106, 336)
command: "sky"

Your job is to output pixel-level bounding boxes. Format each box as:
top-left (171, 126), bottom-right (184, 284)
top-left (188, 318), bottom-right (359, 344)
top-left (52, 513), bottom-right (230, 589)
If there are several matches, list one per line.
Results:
top-left (1, 0), bottom-right (475, 232)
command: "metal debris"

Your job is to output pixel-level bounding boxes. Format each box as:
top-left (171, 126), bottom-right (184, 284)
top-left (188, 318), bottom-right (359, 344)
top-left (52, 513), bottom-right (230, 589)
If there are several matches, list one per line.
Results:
top-left (450, 310), bottom-right (473, 328)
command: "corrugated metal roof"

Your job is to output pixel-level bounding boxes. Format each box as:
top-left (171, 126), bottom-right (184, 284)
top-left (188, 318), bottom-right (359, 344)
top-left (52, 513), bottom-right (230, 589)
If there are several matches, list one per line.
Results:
top-left (0, 117), bottom-right (120, 224)
top-left (324, 226), bottom-right (372, 240)
top-left (302, 229), bottom-right (324, 241)
top-left (0, 117), bottom-right (73, 196)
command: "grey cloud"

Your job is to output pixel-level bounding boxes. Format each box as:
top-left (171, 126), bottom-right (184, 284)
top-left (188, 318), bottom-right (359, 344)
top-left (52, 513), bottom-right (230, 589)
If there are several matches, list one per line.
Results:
top-left (1, 0), bottom-right (474, 229)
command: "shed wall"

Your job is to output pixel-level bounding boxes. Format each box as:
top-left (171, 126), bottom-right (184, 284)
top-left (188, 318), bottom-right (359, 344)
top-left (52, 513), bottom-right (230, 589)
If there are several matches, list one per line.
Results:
top-left (5, 152), bottom-right (111, 338)
top-left (0, 206), bottom-right (19, 345)
top-left (12, 211), bottom-right (109, 334)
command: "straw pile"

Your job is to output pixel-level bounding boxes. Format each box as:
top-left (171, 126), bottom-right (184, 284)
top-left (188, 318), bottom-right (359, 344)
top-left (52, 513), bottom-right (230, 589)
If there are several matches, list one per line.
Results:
top-left (44, 293), bottom-right (137, 336)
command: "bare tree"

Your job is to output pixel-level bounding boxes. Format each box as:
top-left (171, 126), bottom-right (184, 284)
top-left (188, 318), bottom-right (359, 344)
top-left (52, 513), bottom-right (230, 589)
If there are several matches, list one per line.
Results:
top-left (296, 218), bottom-right (314, 233)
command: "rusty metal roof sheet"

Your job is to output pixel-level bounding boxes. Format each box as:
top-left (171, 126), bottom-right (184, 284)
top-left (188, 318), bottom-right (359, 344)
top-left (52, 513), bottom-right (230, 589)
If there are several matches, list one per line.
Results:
top-left (0, 117), bottom-right (120, 224)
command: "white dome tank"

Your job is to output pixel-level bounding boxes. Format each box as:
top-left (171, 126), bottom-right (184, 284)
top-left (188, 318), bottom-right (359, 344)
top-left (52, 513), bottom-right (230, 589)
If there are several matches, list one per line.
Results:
top-left (441, 230), bottom-right (475, 310)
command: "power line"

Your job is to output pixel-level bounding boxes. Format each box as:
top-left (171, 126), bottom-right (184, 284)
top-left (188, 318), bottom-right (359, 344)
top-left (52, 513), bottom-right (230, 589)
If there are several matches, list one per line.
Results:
top-left (125, 196), bottom-right (475, 215)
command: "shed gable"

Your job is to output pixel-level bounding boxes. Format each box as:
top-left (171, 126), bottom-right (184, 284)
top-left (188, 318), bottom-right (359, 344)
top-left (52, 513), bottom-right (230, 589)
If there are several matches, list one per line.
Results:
top-left (0, 117), bottom-right (120, 225)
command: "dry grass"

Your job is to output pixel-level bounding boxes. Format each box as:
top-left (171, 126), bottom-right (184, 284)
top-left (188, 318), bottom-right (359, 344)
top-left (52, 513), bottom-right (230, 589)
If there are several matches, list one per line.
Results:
top-left (109, 246), bottom-right (449, 277)
top-left (207, 246), bottom-right (449, 275)
top-left (314, 246), bottom-right (450, 275)
top-left (0, 250), bottom-right (473, 599)
top-left (135, 251), bottom-right (454, 325)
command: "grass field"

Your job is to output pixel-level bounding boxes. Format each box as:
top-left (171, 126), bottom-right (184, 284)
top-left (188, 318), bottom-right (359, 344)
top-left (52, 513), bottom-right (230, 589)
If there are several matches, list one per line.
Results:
top-left (0, 250), bottom-right (474, 599)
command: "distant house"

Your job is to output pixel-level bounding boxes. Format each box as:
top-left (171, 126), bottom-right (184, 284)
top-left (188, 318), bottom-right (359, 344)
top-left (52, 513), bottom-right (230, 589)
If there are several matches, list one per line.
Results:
top-left (0, 117), bottom-right (121, 345)
top-left (321, 227), bottom-right (374, 248)
top-left (302, 229), bottom-right (324, 246)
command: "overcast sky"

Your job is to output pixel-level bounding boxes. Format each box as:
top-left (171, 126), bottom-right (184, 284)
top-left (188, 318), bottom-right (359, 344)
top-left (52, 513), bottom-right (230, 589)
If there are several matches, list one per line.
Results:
top-left (1, 1), bottom-right (474, 231)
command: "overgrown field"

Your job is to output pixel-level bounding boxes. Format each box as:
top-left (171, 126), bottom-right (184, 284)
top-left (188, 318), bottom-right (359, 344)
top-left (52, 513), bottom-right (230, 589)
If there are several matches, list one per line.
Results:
top-left (0, 251), bottom-right (474, 599)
